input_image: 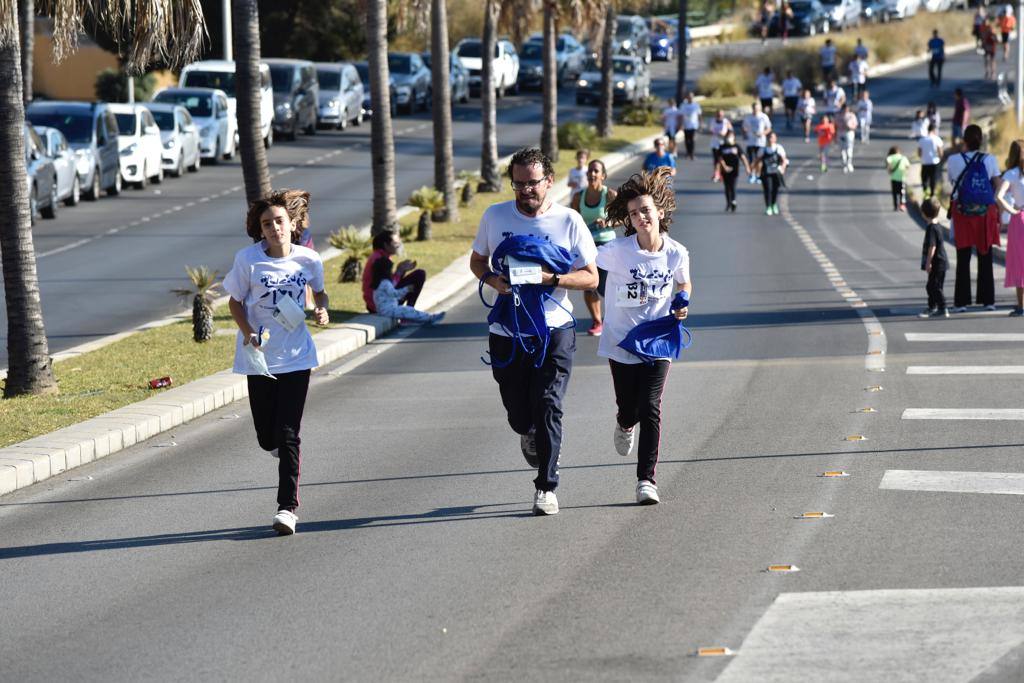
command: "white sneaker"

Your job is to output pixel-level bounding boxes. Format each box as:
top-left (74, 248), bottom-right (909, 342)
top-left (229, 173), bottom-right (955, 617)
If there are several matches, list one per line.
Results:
top-left (520, 430), bottom-right (538, 468)
top-left (272, 509), bottom-right (297, 535)
top-left (532, 490), bottom-right (559, 515)
top-left (613, 423), bottom-right (637, 456)
top-left (636, 480), bottom-right (660, 505)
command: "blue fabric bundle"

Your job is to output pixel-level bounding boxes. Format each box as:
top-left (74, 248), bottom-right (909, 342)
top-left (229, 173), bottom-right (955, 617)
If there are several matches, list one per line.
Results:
top-left (480, 234), bottom-right (577, 368)
top-left (616, 291), bottom-right (692, 364)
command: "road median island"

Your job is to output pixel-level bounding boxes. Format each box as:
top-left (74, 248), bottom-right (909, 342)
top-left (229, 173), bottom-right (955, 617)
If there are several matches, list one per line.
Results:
top-left (0, 124), bottom-right (661, 496)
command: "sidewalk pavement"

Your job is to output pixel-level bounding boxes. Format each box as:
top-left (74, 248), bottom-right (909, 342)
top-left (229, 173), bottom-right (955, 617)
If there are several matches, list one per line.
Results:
top-left (0, 133), bottom-right (662, 497)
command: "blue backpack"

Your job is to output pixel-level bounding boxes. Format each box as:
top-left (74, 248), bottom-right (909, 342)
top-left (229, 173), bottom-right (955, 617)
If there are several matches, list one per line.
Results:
top-left (616, 292), bottom-right (693, 364)
top-left (954, 152), bottom-right (996, 216)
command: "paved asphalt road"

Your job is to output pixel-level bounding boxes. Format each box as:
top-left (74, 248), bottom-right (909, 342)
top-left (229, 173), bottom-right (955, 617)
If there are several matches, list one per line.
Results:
top-left (4, 37), bottom-right (1024, 682)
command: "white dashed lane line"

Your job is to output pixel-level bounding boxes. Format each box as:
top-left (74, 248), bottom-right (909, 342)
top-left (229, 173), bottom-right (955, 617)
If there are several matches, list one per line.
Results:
top-left (880, 470), bottom-right (1024, 495)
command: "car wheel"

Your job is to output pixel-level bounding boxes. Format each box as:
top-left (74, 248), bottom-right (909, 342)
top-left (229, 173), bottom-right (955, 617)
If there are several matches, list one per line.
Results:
top-left (85, 167), bottom-right (101, 200)
top-left (152, 162), bottom-right (163, 184)
top-left (135, 165), bottom-right (147, 189)
top-left (338, 108), bottom-right (348, 131)
top-left (225, 132), bottom-right (238, 158)
top-left (108, 171), bottom-right (122, 196)
top-left (41, 178), bottom-right (58, 219)
top-left (29, 184), bottom-right (37, 225)
top-left (174, 155), bottom-right (184, 177)
top-left (264, 126), bottom-right (273, 149)
top-left (354, 108), bottom-right (364, 125)
top-left (209, 138), bottom-right (220, 164)
top-left (66, 174), bottom-right (80, 206)
top-left (189, 151), bottom-right (201, 172)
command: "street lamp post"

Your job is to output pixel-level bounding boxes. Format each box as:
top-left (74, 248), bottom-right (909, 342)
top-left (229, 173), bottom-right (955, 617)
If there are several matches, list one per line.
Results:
top-left (223, 0), bottom-right (233, 61)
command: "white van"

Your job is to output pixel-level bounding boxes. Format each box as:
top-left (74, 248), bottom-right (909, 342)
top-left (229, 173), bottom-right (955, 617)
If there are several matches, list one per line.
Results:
top-left (179, 60), bottom-right (274, 149)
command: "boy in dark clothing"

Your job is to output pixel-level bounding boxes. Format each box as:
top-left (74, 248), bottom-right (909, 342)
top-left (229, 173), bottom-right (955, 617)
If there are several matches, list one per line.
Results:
top-left (919, 198), bottom-right (949, 318)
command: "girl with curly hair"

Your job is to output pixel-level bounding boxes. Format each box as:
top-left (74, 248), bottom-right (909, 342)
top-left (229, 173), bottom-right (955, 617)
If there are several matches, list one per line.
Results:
top-left (597, 168), bottom-right (692, 505)
top-left (223, 189), bottom-right (330, 535)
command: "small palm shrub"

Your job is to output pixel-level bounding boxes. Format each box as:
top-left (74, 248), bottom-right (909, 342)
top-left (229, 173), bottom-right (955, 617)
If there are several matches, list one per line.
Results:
top-left (617, 96), bottom-right (660, 126)
top-left (171, 266), bottom-right (221, 342)
top-left (408, 185), bottom-right (445, 241)
top-left (329, 227), bottom-right (372, 282)
top-left (557, 121), bottom-right (598, 151)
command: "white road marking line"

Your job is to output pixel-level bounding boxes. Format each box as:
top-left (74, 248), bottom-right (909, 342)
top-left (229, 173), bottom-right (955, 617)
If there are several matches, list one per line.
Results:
top-left (905, 332), bottom-right (1024, 342)
top-left (880, 469), bottom-right (1024, 495)
top-left (902, 408), bottom-right (1024, 420)
top-left (715, 588), bottom-right (1024, 682)
top-left (907, 366), bottom-right (1024, 374)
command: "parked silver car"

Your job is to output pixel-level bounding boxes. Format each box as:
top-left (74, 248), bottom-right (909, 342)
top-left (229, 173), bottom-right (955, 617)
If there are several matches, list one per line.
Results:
top-left (575, 55), bottom-right (650, 105)
top-left (153, 87), bottom-right (234, 163)
top-left (142, 102), bottom-right (201, 177)
top-left (315, 61), bottom-right (365, 130)
top-left (421, 52), bottom-right (470, 104)
top-left (389, 52), bottom-right (432, 114)
top-left (24, 124), bottom-right (58, 223)
top-left (26, 101), bottom-right (122, 200)
top-left (518, 32), bottom-right (586, 88)
top-left (821, 0), bottom-right (863, 29)
top-left (34, 126), bottom-right (80, 207)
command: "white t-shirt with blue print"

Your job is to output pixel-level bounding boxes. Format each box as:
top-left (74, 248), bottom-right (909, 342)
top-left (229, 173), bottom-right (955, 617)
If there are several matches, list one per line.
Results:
top-left (223, 241), bottom-right (324, 374)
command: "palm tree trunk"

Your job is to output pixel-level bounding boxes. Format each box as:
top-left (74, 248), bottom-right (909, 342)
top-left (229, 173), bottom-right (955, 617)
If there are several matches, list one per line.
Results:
top-left (540, 0), bottom-right (558, 161)
top-left (0, 10), bottom-right (57, 396)
top-left (232, 0), bottom-right (271, 204)
top-left (675, 0), bottom-right (688, 103)
top-left (596, 3), bottom-right (615, 138)
top-left (478, 0), bottom-right (501, 193)
top-left (367, 0), bottom-right (398, 233)
top-left (17, 0), bottom-right (31, 105)
top-left (431, 0), bottom-right (458, 222)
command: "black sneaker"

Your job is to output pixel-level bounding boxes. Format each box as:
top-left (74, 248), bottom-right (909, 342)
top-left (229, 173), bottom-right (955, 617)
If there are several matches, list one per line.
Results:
top-left (1010, 308), bottom-right (1024, 317)
top-left (520, 430), bottom-right (538, 468)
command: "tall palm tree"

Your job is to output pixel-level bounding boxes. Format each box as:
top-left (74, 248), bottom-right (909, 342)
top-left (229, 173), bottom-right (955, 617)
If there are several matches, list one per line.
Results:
top-left (233, 0), bottom-right (271, 204)
top-left (596, 4), bottom-right (615, 138)
top-left (0, 0), bottom-right (205, 397)
top-left (431, 0), bottom-right (458, 222)
top-left (675, 0), bottom-right (688, 103)
top-left (477, 0), bottom-right (501, 192)
top-left (17, 0), bottom-right (30, 104)
top-left (367, 0), bottom-right (398, 234)
top-left (540, 0), bottom-right (558, 161)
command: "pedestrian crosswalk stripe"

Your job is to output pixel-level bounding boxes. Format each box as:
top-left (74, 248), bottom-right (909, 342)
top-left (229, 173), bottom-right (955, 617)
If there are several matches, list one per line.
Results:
top-left (905, 333), bottom-right (1024, 342)
top-left (715, 588), bottom-right (1024, 682)
top-left (907, 366), bottom-right (1024, 375)
top-left (880, 469), bottom-right (1024, 495)
top-left (902, 408), bottom-right (1024, 420)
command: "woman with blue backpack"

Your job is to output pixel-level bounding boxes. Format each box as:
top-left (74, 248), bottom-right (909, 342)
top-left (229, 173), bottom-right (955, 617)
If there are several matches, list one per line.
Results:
top-left (946, 124), bottom-right (1002, 311)
top-left (597, 168), bottom-right (692, 505)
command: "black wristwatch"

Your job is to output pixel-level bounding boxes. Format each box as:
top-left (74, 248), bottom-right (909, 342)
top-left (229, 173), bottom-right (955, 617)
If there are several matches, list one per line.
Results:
top-left (551, 273), bottom-right (561, 288)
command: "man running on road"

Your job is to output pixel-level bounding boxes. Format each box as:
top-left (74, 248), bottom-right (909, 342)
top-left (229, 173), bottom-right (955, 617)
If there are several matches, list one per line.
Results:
top-left (471, 148), bottom-right (599, 516)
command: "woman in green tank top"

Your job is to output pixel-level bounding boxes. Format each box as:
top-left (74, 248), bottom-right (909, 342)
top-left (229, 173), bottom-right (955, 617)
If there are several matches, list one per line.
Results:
top-left (571, 159), bottom-right (618, 336)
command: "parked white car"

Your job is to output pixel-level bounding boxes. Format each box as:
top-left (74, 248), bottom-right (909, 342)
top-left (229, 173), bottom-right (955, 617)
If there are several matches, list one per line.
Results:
top-left (142, 102), bottom-right (201, 177)
top-left (34, 125), bottom-right (81, 207)
top-left (884, 0), bottom-right (919, 19)
top-left (454, 38), bottom-right (520, 97)
top-left (109, 103), bottom-right (164, 188)
top-left (179, 59), bottom-right (273, 149)
top-left (153, 87), bottom-right (235, 163)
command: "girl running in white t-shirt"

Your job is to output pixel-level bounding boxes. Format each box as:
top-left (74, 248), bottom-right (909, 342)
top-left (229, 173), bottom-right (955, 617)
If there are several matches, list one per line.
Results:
top-left (224, 189), bottom-right (330, 536)
top-left (797, 89), bottom-right (816, 143)
top-left (596, 168), bottom-right (692, 505)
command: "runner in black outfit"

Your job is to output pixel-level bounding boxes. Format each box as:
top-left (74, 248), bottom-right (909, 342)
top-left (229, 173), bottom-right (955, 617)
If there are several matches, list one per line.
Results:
top-left (715, 132), bottom-right (750, 213)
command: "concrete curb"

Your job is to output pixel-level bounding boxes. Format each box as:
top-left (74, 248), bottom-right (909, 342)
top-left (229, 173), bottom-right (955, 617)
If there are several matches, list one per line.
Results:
top-left (0, 132), bottom-right (661, 498)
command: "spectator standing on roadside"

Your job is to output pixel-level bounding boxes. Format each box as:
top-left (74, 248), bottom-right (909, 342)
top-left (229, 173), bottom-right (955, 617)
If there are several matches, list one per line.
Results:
top-left (857, 89), bottom-right (873, 143)
top-left (756, 131), bottom-right (788, 215)
top-left (974, 6), bottom-right (987, 49)
top-left (742, 101), bottom-right (773, 183)
top-left (854, 38), bottom-right (868, 61)
top-left (755, 66), bottom-right (776, 117)
top-left (820, 38), bottom-right (837, 82)
top-left (717, 131), bottom-right (750, 212)
top-left (798, 88), bottom-right (816, 142)
top-left (848, 53), bottom-right (869, 100)
top-left (470, 147), bottom-right (599, 516)
top-left (643, 137), bottom-right (677, 178)
top-left (779, 0), bottom-right (793, 43)
top-left (886, 146), bottom-right (910, 212)
top-left (567, 148), bottom-right (589, 195)
top-left (679, 92), bottom-right (703, 161)
top-left (661, 99), bottom-right (680, 154)
top-left (911, 109), bottom-right (929, 139)
top-left (947, 124), bottom-right (1001, 311)
top-left (782, 70), bottom-right (802, 130)
top-left (952, 89), bottom-right (971, 147)
top-left (996, 139), bottom-right (1024, 315)
top-left (363, 230), bottom-right (426, 314)
top-left (928, 29), bottom-right (945, 87)
top-left (982, 20), bottom-right (998, 80)
top-left (571, 159), bottom-right (619, 335)
top-left (598, 169), bottom-right (691, 506)
top-left (1000, 6), bottom-right (1016, 62)
top-left (815, 114), bottom-right (836, 173)
top-left (822, 79), bottom-right (846, 116)
top-left (838, 104), bottom-right (858, 173)
top-left (225, 189), bottom-right (330, 536)
top-left (918, 123), bottom-right (944, 199)
top-left (709, 109), bottom-right (733, 182)
top-left (760, 0), bottom-right (775, 44)
top-left (918, 199), bottom-right (949, 319)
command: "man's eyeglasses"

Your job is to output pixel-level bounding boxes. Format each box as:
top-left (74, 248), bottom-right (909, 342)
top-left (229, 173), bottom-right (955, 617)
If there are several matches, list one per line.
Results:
top-left (511, 177), bottom-right (549, 191)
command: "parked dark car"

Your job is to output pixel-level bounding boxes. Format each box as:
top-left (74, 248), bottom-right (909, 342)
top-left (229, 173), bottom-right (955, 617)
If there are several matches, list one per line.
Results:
top-left (265, 58), bottom-right (319, 139)
top-left (24, 123), bottom-right (58, 223)
top-left (614, 15), bottom-right (651, 63)
top-left (354, 62), bottom-right (397, 118)
top-left (388, 52), bottom-right (432, 114)
top-left (575, 55), bottom-right (650, 105)
top-left (26, 100), bottom-right (122, 200)
top-left (769, 0), bottom-right (832, 35)
top-left (517, 34), bottom-right (586, 89)
top-left (422, 52), bottom-right (471, 104)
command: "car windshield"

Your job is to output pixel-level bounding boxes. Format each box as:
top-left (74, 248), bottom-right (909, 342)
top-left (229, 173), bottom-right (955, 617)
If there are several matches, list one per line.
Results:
top-left (456, 41), bottom-right (482, 58)
top-left (616, 23), bottom-right (635, 38)
top-left (269, 65), bottom-right (296, 93)
top-left (388, 54), bottom-right (412, 74)
top-left (114, 113), bottom-right (137, 135)
top-left (317, 69), bottom-right (341, 90)
top-left (557, 37), bottom-right (568, 51)
top-left (355, 63), bottom-right (369, 83)
top-left (149, 110), bottom-right (175, 130)
top-left (25, 112), bottom-right (91, 143)
top-left (156, 93), bottom-right (213, 117)
top-left (613, 58), bottom-right (636, 74)
top-left (520, 43), bottom-right (542, 59)
top-left (181, 70), bottom-right (235, 97)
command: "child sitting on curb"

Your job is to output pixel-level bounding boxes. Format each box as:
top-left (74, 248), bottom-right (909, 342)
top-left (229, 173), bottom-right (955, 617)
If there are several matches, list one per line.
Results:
top-left (371, 257), bottom-right (444, 325)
